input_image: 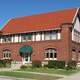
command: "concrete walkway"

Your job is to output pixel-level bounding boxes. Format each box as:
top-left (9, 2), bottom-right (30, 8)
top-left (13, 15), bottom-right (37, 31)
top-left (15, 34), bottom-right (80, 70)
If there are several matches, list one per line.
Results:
top-left (0, 78), bottom-right (14, 80)
top-left (0, 76), bottom-right (16, 80)
top-left (0, 76), bottom-right (34, 80)
top-left (59, 72), bottom-right (80, 80)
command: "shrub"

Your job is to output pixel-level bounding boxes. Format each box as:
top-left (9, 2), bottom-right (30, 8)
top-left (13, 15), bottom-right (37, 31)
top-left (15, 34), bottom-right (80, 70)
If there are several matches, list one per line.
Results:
top-left (20, 65), bottom-right (27, 69)
top-left (0, 59), bottom-right (12, 68)
top-left (32, 60), bottom-right (42, 68)
top-left (43, 64), bottom-right (48, 68)
top-left (66, 61), bottom-right (77, 70)
top-left (48, 60), bottom-right (65, 69)
top-left (3, 59), bottom-right (12, 68)
top-left (0, 60), bottom-right (4, 67)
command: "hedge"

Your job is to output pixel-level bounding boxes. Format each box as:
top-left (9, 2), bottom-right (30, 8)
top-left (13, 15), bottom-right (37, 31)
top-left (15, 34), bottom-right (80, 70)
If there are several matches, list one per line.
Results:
top-left (66, 60), bottom-right (77, 70)
top-left (48, 60), bottom-right (65, 69)
top-left (32, 60), bottom-right (42, 68)
top-left (0, 59), bottom-right (12, 68)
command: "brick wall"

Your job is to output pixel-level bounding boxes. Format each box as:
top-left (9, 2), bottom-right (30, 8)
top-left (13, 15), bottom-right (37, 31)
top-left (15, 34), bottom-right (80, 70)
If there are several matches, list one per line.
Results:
top-left (0, 23), bottom-right (79, 63)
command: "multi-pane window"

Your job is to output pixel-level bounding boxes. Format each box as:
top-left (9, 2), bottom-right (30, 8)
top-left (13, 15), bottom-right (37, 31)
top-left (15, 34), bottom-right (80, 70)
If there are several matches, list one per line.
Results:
top-left (2, 36), bottom-right (11, 43)
top-left (26, 33), bottom-right (32, 41)
top-left (51, 31), bottom-right (57, 40)
top-left (0, 30), bottom-right (61, 44)
top-left (44, 31), bottom-right (58, 40)
top-left (21, 33), bottom-right (32, 42)
top-left (45, 48), bottom-right (57, 60)
top-left (72, 29), bottom-right (80, 43)
top-left (44, 32), bottom-right (51, 40)
top-left (35, 32), bottom-right (41, 41)
top-left (3, 50), bottom-right (11, 59)
top-left (21, 34), bottom-right (27, 42)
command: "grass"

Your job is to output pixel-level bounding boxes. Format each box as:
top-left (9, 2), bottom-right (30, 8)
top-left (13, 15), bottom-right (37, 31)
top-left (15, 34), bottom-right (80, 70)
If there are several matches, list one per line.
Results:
top-left (0, 68), bottom-right (79, 80)
top-left (0, 71), bottom-right (61, 80)
top-left (18, 68), bottom-right (80, 75)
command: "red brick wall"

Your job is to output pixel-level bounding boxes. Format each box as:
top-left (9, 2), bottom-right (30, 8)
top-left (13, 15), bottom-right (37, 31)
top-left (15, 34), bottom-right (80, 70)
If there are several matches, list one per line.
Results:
top-left (72, 41), bottom-right (80, 62)
top-left (60, 23), bottom-right (72, 62)
top-left (0, 23), bottom-right (77, 63)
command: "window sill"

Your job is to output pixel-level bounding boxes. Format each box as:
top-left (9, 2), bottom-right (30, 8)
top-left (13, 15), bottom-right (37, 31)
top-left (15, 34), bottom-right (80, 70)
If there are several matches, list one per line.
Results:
top-left (44, 58), bottom-right (57, 60)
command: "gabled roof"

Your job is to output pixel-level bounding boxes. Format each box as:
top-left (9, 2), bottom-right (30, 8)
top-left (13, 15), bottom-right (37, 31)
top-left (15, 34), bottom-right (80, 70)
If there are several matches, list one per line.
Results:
top-left (1, 8), bottom-right (78, 35)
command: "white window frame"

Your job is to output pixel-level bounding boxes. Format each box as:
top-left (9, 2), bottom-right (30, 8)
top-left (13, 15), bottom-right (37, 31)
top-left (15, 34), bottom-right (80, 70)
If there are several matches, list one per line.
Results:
top-left (45, 48), bottom-right (57, 60)
top-left (3, 50), bottom-right (11, 59)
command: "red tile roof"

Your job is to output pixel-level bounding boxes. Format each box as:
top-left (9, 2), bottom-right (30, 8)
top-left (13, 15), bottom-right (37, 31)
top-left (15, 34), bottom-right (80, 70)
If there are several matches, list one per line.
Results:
top-left (1, 8), bottom-right (77, 35)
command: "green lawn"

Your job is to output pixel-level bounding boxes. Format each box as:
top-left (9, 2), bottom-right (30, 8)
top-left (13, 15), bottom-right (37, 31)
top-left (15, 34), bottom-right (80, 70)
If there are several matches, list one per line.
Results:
top-left (0, 71), bottom-right (60, 80)
top-left (0, 68), bottom-right (79, 80)
top-left (18, 68), bottom-right (80, 75)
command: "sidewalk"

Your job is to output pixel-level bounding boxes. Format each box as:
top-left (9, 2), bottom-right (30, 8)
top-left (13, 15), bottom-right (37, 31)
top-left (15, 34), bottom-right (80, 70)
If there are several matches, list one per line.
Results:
top-left (0, 76), bottom-right (34, 80)
top-left (0, 76), bottom-right (16, 80)
top-left (58, 72), bottom-right (80, 80)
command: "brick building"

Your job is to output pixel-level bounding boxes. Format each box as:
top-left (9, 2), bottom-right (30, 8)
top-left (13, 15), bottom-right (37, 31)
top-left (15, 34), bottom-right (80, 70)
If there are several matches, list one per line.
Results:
top-left (0, 8), bottom-right (80, 64)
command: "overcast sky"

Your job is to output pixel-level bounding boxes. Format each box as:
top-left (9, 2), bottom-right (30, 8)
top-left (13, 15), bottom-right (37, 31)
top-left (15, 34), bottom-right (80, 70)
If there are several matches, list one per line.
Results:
top-left (0, 0), bottom-right (80, 28)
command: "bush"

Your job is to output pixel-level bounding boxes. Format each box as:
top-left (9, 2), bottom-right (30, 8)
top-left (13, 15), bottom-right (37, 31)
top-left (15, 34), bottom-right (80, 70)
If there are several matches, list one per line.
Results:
top-left (66, 61), bottom-right (77, 70)
top-left (48, 60), bottom-right (65, 69)
top-left (32, 60), bottom-right (42, 68)
top-left (20, 65), bottom-right (27, 69)
top-left (3, 59), bottom-right (12, 68)
top-left (0, 60), bottom-right (4, 67)
top-left (43, 64), bottom-right (48, 68)
top-left (0, 59), bottom-right (12, 68)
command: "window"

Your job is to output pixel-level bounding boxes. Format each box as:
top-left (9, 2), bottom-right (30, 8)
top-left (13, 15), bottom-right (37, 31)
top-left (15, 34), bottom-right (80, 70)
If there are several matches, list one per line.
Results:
top-left (72, 49), bottom-right (76, 61)
top-left (51, 31), bottom-right (57, 40)
top-left (26, 33), bottom-right (32, 41)
top-left (72, 29), bottom-right (80, 43)
top-left (45, 48), bottom-right (57, 60)
top-left (2, 36), bottom-right (11, 43)
top-left (3, 50), bottom-right (11, 59)
top-left (78, 50), bottom-right (80, 61)
top-left (44, 31), bottom-right (51, 40)
top-left (21, 35), bottom-right (27, 42)
top-left (44, 30), bottom-right (58, 40)
top-left (50, 53), bottom-right (53, 58)
top-left (35, 32), bottom-right (41, 41)
top-left (21, 33), bottom-right (32, 42)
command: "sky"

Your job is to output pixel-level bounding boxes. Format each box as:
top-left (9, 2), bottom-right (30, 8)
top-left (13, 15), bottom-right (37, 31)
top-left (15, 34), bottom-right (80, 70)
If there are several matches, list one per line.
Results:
top-left (0, 0), bottom-right (80, 29)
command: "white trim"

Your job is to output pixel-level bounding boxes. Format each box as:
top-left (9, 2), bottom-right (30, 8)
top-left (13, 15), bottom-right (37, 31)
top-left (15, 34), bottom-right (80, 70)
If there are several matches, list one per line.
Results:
top-left (72, 8), bottom-right (79, 23)
top-left (0, 38), bottom-right (2, 43)
top-left (22, 56), bottom-right (31, 64)
top-left (58, 33), bottom-right (61, 39)
top-left (2, 28), bottom-right (61, 35)
top-left (44, 58), bottom-right (57, 60)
